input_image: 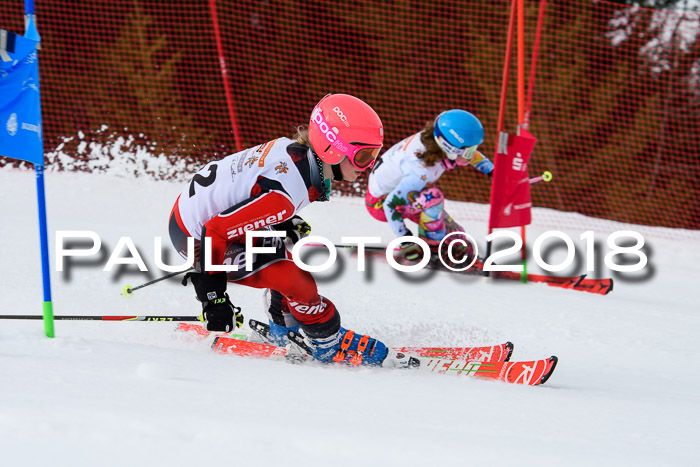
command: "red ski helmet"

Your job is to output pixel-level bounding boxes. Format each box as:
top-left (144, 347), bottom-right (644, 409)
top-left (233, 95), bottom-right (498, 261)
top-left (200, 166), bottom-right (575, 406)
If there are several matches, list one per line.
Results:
top-left (308, 94), bottom-right (384, 170)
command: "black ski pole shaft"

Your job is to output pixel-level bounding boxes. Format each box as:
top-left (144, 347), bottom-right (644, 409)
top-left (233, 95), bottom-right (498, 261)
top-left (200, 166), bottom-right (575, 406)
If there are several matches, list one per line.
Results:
top-left (304, 242), bottom-right (397, 252)
top-left (121, 268), bottom-right (193, 296)
top-left (0, 315), bottom-right (201, 321)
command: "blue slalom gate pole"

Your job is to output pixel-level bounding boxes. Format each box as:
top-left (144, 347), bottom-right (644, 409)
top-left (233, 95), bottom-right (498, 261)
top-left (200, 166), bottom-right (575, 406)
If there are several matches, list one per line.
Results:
top-left (26, 0), bottom-right (55, 337)
top-left (2, 4), bottom-right (53, 336)
top-left (35, 164), bottom-right (54, 337)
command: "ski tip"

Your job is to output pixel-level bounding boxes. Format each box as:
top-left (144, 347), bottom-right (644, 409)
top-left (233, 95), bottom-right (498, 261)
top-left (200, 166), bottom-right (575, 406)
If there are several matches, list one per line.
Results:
top-left (606, 279), bottom-right (614, 295)
top-left (505, 342), bottom-right (514, 362)
top-left (539, 356), bottom-right (558, 385)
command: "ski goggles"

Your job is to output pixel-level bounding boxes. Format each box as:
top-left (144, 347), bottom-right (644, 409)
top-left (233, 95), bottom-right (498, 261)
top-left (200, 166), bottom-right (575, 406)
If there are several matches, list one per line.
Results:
top-left (350, 146), bottom-right (382, 170)
top-left (311, 105), bottom-right (382, 170)
top-left (435, 134), bottom-right (479, 161)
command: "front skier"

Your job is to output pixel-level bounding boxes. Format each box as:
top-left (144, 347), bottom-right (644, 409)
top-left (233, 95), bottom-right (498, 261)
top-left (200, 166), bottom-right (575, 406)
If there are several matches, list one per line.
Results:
top-left (168, 94), bottom-right (410, 368)
top-left (366, 109), bottom-right (494, 263)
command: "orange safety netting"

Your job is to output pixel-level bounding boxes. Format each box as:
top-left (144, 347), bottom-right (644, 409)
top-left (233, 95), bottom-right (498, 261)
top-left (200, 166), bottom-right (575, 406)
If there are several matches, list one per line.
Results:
top-left (1, 0), bottom-right (698, 232)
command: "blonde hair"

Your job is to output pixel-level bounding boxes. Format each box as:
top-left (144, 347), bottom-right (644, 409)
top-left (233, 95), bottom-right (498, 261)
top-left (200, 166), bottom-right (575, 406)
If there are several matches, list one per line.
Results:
top-left (417, 119), bottom-right (447, 167)
top-left (294, 125), bottom-right (311, 147)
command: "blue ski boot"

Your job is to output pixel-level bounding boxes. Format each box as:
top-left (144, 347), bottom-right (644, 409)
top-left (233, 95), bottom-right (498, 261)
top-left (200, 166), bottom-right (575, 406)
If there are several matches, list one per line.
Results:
top-left (257, 289), bottom-right (300, 346)
top-left (268, 320), bottom-right (299, 346)
top-left (288, 327), bottom-right (416, 368)
top-left (249, 319), bottom-right (299, 347)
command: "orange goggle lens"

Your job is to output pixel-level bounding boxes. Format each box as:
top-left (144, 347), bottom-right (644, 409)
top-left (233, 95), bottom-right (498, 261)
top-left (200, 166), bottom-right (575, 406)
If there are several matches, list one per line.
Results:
top-left (352, 146), bottom-right (381, 170)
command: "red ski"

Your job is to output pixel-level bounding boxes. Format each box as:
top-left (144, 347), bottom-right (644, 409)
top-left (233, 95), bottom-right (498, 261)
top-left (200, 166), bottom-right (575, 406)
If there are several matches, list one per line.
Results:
top-left (177, 322), bottom-right (242, 340)
top-left (392, 343), bottom-right (512, 362)
top-left (421, 356), bottom-right (558, 385)
top-left (209, 335), bottom-right (556, 386)
top-left (178, 322), bottom-right (513, 362)
top-left (212, 337), bottom-right (289, 359)
top-left (210, 334), bottom-right (513, 362)
top-left (489, 269), bottom-right (613, 295)
top-left (349, 248), bottom-right (613, 295)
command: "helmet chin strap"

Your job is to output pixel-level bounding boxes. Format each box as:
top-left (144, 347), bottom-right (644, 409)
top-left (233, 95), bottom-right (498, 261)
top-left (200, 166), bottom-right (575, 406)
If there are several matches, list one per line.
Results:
top-left (331, 163), bottom-right (344, 182)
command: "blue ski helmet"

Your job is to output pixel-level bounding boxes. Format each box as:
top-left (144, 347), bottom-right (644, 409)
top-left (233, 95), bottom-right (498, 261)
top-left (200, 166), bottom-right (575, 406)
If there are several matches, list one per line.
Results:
top-left (433, 109), bottom-right (484, 160)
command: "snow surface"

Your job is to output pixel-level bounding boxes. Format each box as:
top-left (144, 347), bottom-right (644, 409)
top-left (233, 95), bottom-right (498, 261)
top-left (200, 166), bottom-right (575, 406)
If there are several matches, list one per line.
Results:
top-left (1, 169), bottom-right (698, 467)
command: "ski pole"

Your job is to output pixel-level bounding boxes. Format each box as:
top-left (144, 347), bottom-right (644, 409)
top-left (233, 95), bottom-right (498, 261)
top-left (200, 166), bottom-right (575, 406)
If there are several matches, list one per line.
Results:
top-left (0, 314), bottom-right (202, 321)
top-left (304, 243), bottom-right (400, 252)
top-left (121, 268), bottom-right (193, 297)
top-left (529, 170), bottom-right (553, 184)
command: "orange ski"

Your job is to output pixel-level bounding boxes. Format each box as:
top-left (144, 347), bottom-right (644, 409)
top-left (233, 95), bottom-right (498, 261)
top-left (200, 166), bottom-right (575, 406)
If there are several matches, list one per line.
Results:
top-left (420, 356), bottom-right (558, 385)
top-left (491, 270), bottom-right (613, 295)
top-left (211, 337), bottom-right (288, 359)
top-left (176, 322), bottom-right (248, 340)
top-left (393, 343), bottom-right (513, 362)
top-left (209, 335), bottom-right (556, 386)
top-left (350, 248), bottom-right (613, 295)
top-left (180, 322), bottom-right (513, 362)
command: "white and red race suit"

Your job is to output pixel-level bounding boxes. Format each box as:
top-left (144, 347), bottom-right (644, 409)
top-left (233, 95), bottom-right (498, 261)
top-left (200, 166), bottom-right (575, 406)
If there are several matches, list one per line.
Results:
top-left (168, 137), bottom-right (335, 326)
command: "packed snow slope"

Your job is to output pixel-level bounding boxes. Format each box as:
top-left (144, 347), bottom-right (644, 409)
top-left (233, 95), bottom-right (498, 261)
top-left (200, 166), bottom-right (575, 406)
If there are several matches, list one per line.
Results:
top-left (1, 169), bottom-right (698, 467)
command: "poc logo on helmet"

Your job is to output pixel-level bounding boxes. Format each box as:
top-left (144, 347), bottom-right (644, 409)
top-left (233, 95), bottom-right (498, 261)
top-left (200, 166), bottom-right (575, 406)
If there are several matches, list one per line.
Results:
top-left (449, 129), bottom-right (465, 144)
top-left (332, 139), bottom-right (348, 153)
top-left (333, 106), bottom-right (350, 127)
top-left (311, 108), bottom-right (339, 144)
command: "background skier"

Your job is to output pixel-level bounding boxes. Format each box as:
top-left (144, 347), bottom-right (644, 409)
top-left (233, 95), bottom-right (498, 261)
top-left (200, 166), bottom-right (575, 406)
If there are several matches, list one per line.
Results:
top-left (365, 109), bottom-right (494, 262)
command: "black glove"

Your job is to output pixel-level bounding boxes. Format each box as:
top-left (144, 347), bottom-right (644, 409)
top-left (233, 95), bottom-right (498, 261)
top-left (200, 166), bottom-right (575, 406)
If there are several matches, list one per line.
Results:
top-left (202, 296), bottom-right (244, 332)
top-left (275, 215), bottom-right (311, 244)
top-left (187, 272), bottom-right (244, 332)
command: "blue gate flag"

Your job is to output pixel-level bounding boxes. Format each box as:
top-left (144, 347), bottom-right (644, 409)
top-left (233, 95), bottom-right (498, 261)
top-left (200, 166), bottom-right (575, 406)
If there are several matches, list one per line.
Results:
top-left (0, 28), bottom-right (43, 165)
